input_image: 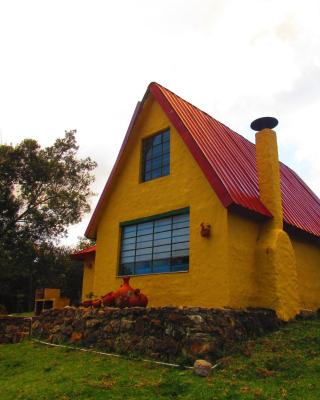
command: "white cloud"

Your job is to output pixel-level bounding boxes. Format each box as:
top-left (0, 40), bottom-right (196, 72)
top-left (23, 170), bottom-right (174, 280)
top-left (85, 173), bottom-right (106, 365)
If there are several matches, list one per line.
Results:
top-left (0, 0), bottom-right (319, 245)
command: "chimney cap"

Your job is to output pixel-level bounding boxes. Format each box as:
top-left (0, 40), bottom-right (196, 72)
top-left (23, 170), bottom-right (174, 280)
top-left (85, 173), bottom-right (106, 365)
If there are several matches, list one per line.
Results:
top-left (250, 117), bottom-right (278, 131)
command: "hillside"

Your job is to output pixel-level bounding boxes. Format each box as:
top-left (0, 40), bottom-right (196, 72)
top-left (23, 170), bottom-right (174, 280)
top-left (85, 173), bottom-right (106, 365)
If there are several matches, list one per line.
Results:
top-left (0, 318), bottom-right (319, 399)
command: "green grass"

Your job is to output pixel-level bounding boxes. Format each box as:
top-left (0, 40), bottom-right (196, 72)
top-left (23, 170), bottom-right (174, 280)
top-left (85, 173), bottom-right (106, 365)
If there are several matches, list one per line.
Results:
top-left (0, 319), bottom-right (320, 399)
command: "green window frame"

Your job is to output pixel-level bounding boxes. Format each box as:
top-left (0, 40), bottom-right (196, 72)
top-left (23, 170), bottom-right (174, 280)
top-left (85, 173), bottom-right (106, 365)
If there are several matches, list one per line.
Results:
top-left (141, 130), bottom-right (170, 182)
top-left (119, 208), bottom-right (189, 276)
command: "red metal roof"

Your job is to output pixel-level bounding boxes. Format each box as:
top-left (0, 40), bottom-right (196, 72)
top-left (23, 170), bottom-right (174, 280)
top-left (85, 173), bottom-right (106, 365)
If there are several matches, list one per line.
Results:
top-left (86, 82), bottom-right (320, 238)
top-left (71, 245), bottom-right (96, 261)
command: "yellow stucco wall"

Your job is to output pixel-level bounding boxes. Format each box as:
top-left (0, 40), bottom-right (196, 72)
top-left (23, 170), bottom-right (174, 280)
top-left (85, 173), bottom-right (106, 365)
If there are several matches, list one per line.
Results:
top-left (228, 213), bottom-right (260, 308)
top-left (84, 96), bottom-right (320, 319)
top-left (82, 256), bottom-right (95, 301)
top-left (292, 237), bottom-right (320, 310)
top-left (93, 95), bottom-right (230, 308)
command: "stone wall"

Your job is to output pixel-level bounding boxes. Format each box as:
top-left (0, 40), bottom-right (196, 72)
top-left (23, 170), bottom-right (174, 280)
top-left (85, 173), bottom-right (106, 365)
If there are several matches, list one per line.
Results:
top-left (32, 307), bottom-right (281, 363)
top-left (0, 317), bottom-right (32, 344)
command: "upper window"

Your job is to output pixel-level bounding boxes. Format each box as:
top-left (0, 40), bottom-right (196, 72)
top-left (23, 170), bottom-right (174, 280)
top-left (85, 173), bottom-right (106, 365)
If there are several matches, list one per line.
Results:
top-left (119, 210), bottom-right (189, 276)
top-left (141, 130), bottom-right (170, 182)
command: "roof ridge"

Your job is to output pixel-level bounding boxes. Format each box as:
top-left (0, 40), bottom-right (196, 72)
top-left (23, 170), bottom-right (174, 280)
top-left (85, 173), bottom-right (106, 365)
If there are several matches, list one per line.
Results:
top-left (150, 82), bottom-right (257, 148)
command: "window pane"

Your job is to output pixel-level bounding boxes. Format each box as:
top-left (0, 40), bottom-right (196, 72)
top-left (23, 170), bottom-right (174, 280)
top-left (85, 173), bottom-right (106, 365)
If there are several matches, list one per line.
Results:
top-left (163, 153), bottom-right (170, 165)
top-left (162, 131), bottom-right (170, 142)
top-left (154, 218), bottom-right (171, 233)
top-left (122, 237), bottom-right (136, 245)
top-left (121, 250), bottom-right (135, 258)
top-left (135, 261), bottom-right (152, 275)
top-left (136, 247), bottom-right (152, 257)
top-left (171, 256), bottom-right (189, 272)
top-left (122, 242), bottom-right (136, 251)
top-left (145, 160), bottom-right (152, 172)
top-left (123, 226), bottom-right (136, 238)
top-left (153, 244), bottom-right (171, 253)
top-left (172, 227), bottom-right (189, 237)
top-left (172, 249), bottom-right (189, 258)
top-left (173, 214), bottom-right (189, 223)
top-left (172, 234), bottom-right (189, 243)
top-left (120, 263), bottom-right (134, 275)
top-left (152, 169), bottom-right (162, 179)
top-left (153, 251), bottom-right (171, 260)
top-left (163, 141), bottom-right (170, 153)
top-left (153, 144), bottom-right (162, 157)
top-left (173, 220), bottom-right (189, 229)
top-left (153, 134), bottom-right (162, 145)
top-left (145, 148), bottom-right (153, 160)
top-left (154, 231), bottom-right (171, 240)
top-left (138, 222), bottom-right (153, 232)
top-left (152, 156), bottom-right (162, 169)
top-left (137, 234), bottom-right (153, 243)
top-left (153, 259), bottom-right (171, 273)
top-left (154, 224), bottom-right (171, 233)
top-left (144, 172), bottom-right (152, 181)
top-left (172, 242), bottom-right (189, 251)
top-left (136, 240), bottom-right (153, 249)
top-left (153, 237), bottom-right (171, 246)
top-left (162, 165), bottom-right (170, 176)
top-left (121, 255), bottom-right (135, 263)
top-left (155, 217), bottom-right (171, 227)
top-left (136, 254), bottom-right (152, 262)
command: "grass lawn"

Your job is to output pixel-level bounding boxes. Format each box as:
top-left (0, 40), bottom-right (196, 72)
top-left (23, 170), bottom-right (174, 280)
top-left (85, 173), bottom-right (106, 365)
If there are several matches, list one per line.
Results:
top-left (0, 319), bottom-right (320, 399)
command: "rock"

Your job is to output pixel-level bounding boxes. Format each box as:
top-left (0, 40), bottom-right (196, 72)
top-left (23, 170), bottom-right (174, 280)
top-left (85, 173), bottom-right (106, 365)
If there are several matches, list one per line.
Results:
top-left (103, 320), bottom-right (120, 333)
top-left (32, 320), bottom-right (40, 330)
top-left (60, 325), bottom-right (73, 336)
top-left (70, 331), bottom-right (83, 342)
top-left (86, 319), bottom-right (101, 328)
top-left (120, 319), bottom-right (134, 331)
top-left (188, 315), bottom-right (204, 324)
top-left (296, 309), bottom-right (317, 320)
top-left (193, 359), bottom-right (213, 377)
top-left (51, 324), bottom-right (61, 334)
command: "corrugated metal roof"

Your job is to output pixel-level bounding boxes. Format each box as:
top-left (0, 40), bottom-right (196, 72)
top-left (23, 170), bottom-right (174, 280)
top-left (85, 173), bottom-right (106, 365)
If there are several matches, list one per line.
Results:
top-left (85, 82), bottom-right (320, 239)
top-left (71, 245), bottom-right (96, 260)
top-left (150, 82), bottom-right (320, 238)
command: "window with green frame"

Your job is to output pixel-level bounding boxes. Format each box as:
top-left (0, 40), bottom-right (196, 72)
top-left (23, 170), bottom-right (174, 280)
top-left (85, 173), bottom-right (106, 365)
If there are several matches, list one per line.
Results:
top-left (141, 130), bottom-right (170, 182)
top-left (119, 209), bottom-right (189, 276)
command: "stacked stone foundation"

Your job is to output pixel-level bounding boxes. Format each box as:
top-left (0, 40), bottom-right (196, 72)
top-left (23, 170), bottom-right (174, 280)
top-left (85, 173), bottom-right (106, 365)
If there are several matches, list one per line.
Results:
top-left (0, 317), bottom-right (32, 344)
top-left (32, 307), bottom-right (281, 363)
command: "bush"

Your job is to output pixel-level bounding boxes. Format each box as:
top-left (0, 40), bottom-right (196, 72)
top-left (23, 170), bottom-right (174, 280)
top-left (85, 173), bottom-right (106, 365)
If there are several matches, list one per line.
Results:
top-left (0, 304), bottom-right (8, 315)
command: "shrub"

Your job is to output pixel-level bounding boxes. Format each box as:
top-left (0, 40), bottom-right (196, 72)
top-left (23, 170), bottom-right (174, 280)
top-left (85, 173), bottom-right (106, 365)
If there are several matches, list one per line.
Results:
top-left (0, 304), bottom-right (8, 315)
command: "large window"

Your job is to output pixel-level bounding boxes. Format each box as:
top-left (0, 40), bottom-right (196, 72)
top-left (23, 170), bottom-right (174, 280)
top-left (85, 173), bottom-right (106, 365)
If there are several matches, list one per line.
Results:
top-left (141, 130), bottom-right (170, 182)
top-left (119, 210), bottom-right (189, 276)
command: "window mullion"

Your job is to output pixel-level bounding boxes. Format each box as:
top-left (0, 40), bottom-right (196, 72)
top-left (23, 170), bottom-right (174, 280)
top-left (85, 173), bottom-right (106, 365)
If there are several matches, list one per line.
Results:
top-left (133, 225), bottom-right (137, 275)
top-left (151, 221), bottom-right (155, 273)
top-left (170, 216), bottom-right (173, 272)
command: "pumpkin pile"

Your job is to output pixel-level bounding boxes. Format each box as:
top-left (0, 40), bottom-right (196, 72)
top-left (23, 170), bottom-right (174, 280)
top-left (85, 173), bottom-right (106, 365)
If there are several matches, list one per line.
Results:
top-left (81, 277), bottom-right (148, 308)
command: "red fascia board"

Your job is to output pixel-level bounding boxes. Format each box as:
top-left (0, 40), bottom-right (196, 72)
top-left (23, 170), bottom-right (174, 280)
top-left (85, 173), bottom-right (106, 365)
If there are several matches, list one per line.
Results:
top-left (85, 101), bottom-right (143, 238)
top-left (149, 83), bottom-right (233, 208)
top-left (71, 245), bottom-right (96, 260)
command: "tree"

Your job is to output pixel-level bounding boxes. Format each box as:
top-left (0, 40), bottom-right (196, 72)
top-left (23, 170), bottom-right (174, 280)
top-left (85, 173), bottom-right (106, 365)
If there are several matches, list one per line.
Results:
top-left (0, 130), bottom-right (96, 242)
top-left (0, 130), bottom-right (97, 312)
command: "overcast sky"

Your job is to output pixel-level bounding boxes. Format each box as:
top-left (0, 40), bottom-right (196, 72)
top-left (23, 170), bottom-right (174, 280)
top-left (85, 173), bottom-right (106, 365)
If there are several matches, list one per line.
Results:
top-left (1, 0), bottom-right (319, 246)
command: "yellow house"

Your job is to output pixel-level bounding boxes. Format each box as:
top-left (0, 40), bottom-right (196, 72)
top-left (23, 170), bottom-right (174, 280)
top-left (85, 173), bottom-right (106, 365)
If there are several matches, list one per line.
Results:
top-left (77, 82), bottom-right (320, 321)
